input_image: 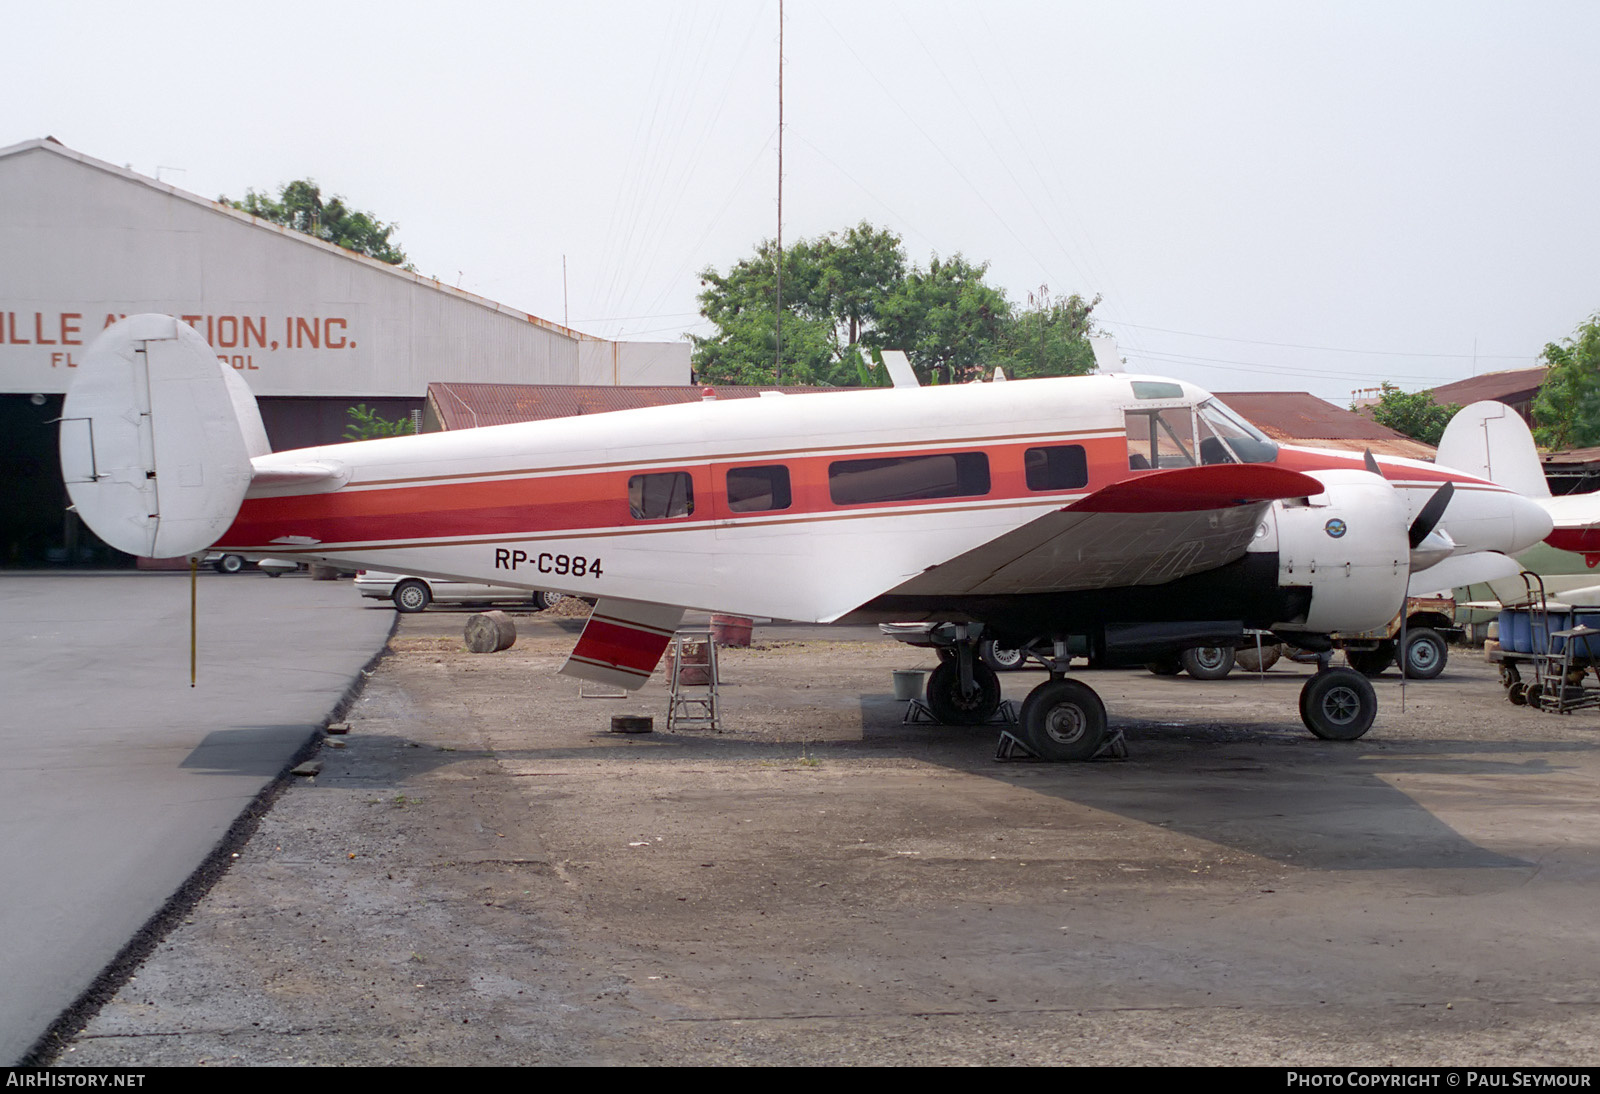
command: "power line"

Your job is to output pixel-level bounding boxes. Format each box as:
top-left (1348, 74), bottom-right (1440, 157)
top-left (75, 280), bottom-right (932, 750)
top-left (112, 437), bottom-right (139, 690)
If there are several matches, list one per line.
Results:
top-left (1109, 319), bottom-right (1532, 361)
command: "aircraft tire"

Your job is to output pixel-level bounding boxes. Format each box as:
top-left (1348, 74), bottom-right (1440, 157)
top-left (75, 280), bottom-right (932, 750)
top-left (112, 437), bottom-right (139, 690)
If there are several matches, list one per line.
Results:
top-left (1180, 646), bottom-right (1236, 680)
top-left (1235, 643), bottom-right (1281, 673)
top-left (925, 660), bottom-right (1002, 725)
top-left (393, 579), bottom-right (433, 614)
top-left (533, 591), bottom-right (567, 611)
top-left (1299, 668), bottom-right (1377, 741)
top-left (979, 639), bottom-right (1028, 672)
top-left (215, 553), bottom-right (246, 574)
top-left (1020, 679), bottom-right (1107, 761)
top-left (1346, 644), bottom-right (1395, 677)
top-left (1402, 628), bottom-right (1447, 680)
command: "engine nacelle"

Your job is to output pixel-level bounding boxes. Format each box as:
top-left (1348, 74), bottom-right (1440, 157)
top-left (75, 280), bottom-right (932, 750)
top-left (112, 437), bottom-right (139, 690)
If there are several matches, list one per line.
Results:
top-left (1255, 469), bottom-right (1411, 636)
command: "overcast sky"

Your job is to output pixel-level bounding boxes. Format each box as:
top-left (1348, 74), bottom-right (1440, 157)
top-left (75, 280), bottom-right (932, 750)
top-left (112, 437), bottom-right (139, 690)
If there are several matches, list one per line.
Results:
top-left (10, 1), bottom-right (1600, 402)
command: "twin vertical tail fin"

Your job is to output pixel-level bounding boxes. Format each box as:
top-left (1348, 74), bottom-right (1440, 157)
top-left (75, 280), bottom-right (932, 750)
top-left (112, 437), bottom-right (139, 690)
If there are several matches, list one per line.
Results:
top-left (1434, 400), bottom-right (1551, 499)
top-left (59, 314), bottom-right (261, 558)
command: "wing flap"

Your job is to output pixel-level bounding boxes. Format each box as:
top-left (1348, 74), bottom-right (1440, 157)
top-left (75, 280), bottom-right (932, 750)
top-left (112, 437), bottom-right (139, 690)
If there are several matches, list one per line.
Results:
top-left (560, 598), bottom-right (684, 690)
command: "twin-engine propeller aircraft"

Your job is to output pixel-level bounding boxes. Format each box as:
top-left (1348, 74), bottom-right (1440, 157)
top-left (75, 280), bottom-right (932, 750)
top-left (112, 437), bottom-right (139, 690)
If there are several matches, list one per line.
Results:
top-left (60, 315), bottom-right (1552, 759)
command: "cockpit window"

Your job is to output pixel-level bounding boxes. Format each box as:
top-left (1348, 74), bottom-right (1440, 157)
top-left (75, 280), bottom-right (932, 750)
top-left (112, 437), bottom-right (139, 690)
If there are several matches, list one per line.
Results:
top-left (1197, 399), bottom-right (1279, 464)
top-left (1124, 407), bottom-right (1197, 470)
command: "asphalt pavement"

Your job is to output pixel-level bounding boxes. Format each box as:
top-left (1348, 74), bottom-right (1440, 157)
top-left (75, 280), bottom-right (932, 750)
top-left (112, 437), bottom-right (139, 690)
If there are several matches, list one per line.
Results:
top-left (0, 571), bottom-right (393, 1064)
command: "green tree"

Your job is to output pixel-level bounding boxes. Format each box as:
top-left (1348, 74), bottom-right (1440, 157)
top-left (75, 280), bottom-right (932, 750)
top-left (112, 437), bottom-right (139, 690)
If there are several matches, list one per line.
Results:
top-left (689, 305), bottom-right (841, 386)
top-left (693, 223), bottom-right (908, 385)
top-left (222, 179), bottom-right (409, 266)
top-left (794, 222), bottom-right (907, 352)
top-left (875, 254), bottom-right (1010, 385)
top-left (1532, 314), bottom-right (1600, 449)
top-left (985, 287), bottom-right (1102, 380)
top-left (1360, 383), bottom-right (1461, 446)
top-left (693, 223), bottom-right (1104, 387)
top-left (344, 404), bottom-right (416, 442)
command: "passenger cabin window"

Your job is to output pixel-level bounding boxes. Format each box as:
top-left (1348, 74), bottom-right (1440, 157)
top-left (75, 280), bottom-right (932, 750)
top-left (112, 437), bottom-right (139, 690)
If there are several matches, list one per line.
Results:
top-left (1024, 445), bottom-right (1089, 491)
top-left (1124, 407), bottom-right (1197, 470)
top-left (828, 452), bottom-right (990, 506)
top-left (726, 465), bottom-right (792, 512)
top-left (629, 471), bottom-right (694, 519)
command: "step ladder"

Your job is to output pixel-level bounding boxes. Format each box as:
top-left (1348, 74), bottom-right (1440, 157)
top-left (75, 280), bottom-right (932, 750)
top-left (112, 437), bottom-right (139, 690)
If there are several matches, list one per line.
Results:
top-left (667, 628), bottom-right (721, 732)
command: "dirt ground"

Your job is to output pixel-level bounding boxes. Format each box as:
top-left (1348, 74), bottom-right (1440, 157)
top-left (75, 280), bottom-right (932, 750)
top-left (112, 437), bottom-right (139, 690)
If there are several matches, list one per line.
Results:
top-left (53, 613), bottom-right (1600, 1066)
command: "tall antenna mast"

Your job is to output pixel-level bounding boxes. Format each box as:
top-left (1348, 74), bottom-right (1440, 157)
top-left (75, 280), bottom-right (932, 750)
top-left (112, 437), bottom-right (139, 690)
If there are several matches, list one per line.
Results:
top-left (775, 0), bottom-right (784, 383)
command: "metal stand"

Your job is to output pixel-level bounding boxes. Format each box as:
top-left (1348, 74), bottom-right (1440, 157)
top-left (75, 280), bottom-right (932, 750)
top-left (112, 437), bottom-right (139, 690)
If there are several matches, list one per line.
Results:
top-left (667, 628), bottom-right (720, 732)
top-left (1534, 624), bottom-right (1600, 714)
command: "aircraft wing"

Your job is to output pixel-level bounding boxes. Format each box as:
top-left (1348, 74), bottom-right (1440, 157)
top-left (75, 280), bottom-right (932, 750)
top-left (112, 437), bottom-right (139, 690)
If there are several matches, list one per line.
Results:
top-left (883, 463), bottom-right (1324, 599)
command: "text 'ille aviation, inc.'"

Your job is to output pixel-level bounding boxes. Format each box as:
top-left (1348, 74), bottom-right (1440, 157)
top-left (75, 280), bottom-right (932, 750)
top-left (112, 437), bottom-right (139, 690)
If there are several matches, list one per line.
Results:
top-left (59, 315), bottom-right (1552, 759)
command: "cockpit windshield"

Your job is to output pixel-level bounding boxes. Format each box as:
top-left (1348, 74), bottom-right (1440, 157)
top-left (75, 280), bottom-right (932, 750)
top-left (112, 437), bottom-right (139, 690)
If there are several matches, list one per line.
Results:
top-left (1197, 399), bottom-right (1278, 464)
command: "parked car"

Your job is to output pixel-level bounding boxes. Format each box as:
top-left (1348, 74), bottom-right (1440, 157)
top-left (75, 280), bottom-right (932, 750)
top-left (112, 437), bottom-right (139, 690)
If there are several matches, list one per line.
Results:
top-left (204, 552), bottom-right (300, 576)
top-left (354, 570), bottom-right (565, 613)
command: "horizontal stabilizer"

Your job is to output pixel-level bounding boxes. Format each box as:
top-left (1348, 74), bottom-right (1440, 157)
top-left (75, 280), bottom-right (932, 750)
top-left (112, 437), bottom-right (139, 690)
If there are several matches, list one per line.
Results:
top-left (1407, 550), bottom-right (1522, 596)
top-left (60, 315), bottom-right (253, 558)
top-left (560, 599), bottom-right (685, 690)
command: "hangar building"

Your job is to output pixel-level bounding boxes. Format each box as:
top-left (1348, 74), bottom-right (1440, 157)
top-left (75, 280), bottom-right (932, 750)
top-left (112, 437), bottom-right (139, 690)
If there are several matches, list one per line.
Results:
top-left (0, 137), bottom-right (689, 566)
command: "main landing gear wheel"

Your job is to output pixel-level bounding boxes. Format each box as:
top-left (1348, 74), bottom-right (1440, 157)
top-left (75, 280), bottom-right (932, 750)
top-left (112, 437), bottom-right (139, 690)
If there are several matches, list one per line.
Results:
top-left (1180, 646), bottom-right (1236, 680)
top-left (979, 639), bottom-right (1028, 672)
top-left (925, 659), bottom-right (1002, 725)
top-left (1299, 668), bottom-right (1377, 741)
top-left (393, 579), bottom-right (432, 614)
top-left (214, 553), bottom-right (245, 574)
top-left (1345, 642), bottom-right (1395, 677)
top-left (1019, 679), bottom-right (1108, 761)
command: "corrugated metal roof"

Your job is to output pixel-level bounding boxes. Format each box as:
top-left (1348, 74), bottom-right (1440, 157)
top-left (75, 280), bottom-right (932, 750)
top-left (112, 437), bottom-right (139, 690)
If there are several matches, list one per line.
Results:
top-left (1426, 367), bottom-right (1546, 407)
top-left (0, 137), bottom-right (596, 343)
top-left (427, 382), bottom-right (838, 430)
top-left (1542, 446), bottom-right (1600, 466)
top-left (1216, 391), bottom-right (1416, 441)
top-left (1216, 391), bottom-right (1436, 460)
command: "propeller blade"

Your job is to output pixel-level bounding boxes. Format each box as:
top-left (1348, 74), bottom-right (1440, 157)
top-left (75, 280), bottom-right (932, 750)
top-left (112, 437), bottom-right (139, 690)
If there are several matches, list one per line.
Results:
top-left (1364, 449), bottom-right (1383, 477)
top-left (1409, 481), bottom-right (1456, 549)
